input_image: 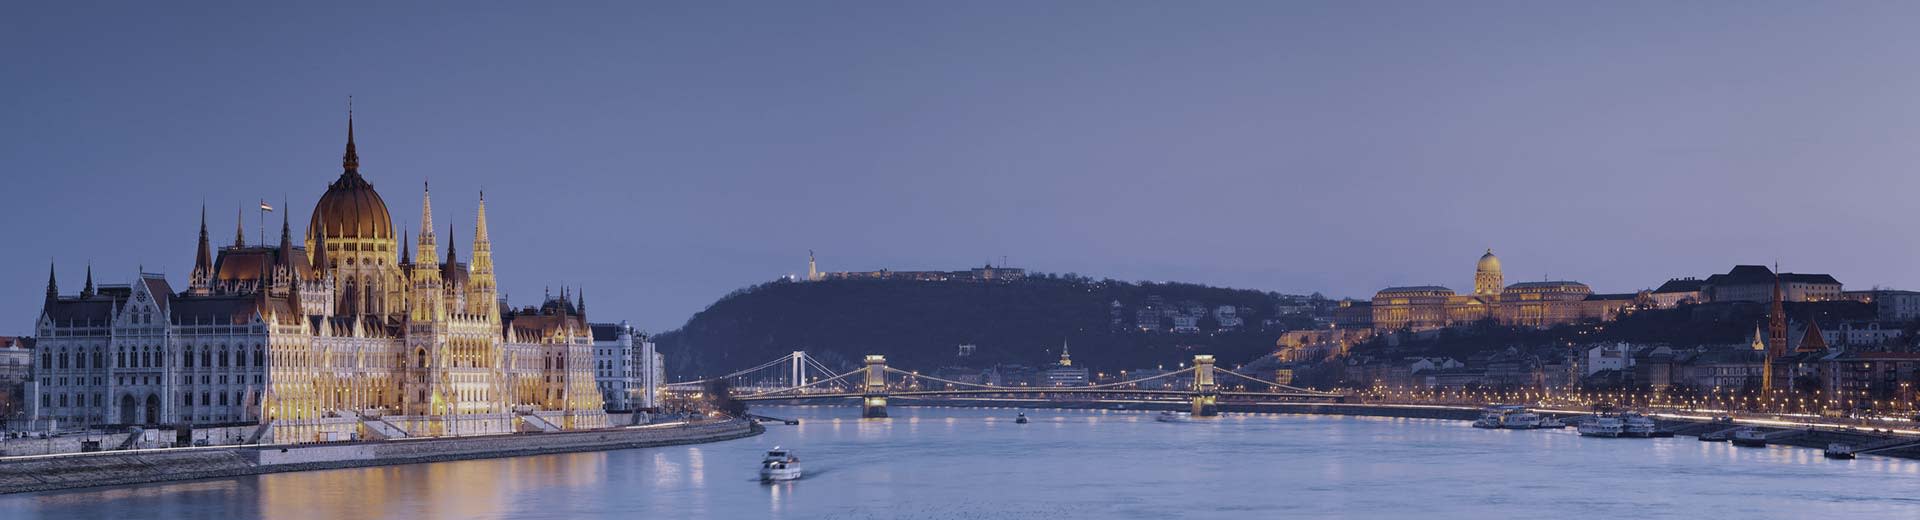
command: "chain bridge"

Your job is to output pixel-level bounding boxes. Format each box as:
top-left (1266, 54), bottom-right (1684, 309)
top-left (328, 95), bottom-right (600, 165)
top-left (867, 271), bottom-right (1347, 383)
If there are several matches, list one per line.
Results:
top-left (662, 351), bottom-right (1343, 418)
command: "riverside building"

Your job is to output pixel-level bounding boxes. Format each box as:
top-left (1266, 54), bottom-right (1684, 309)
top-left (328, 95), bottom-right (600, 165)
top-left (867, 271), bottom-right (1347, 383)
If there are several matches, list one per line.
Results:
top-left (27, 116), bottom-right (607, 440)
top-left (1369, 250), bottom-right (1643, 332)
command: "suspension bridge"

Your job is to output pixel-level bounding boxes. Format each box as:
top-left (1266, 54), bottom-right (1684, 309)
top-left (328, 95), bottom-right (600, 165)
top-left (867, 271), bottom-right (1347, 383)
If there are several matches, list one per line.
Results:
top-left (662, 352), bottom-right (1343, 418)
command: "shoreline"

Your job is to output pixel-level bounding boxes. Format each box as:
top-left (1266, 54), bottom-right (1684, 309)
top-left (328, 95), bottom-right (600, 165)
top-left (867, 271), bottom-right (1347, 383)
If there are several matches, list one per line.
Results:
top-left (791, 399), bottom-right (1920, 460)
top-left (0, 418), bottom-right (762, 495)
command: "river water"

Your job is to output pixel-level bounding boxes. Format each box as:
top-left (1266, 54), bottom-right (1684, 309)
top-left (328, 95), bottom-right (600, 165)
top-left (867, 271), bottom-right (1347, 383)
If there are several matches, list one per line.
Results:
top-left (4, 405), bottom-right (1918, 519)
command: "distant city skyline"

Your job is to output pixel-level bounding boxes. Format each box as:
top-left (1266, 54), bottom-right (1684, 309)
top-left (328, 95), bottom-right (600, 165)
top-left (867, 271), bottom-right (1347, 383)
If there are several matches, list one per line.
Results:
top-left (9, 2), bottom-right (1920, 332)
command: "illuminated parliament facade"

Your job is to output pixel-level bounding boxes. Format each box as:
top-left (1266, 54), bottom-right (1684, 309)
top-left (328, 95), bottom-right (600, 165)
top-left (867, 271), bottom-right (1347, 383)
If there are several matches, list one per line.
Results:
top-left (28, 118), bottom-right (607, 440)
top-left (1370, 250), bottom-right (1641, 332)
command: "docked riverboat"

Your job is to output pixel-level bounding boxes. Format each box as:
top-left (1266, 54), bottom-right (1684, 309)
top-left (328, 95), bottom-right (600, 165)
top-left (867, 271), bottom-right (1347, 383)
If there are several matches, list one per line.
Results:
top-left (1621, 413), bottom-right (1658, 438)
top-left (1825, 443), bottom-right (1857, 459)
top-left (1731, 428), bottom-right (1768, 448)
top-left (1500, 412), bottom-right (1542, 430)
top-left (1578, 416), bottom-right (1625, 438)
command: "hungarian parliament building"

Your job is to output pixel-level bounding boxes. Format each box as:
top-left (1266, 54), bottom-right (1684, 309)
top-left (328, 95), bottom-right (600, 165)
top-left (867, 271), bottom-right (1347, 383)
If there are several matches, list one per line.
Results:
top-left (27, 118), bottom-right (608, 440)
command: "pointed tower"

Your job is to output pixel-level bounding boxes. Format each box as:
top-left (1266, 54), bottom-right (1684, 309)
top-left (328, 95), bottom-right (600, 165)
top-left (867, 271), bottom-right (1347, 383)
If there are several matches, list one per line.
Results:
top-left (808, 250), bottom-right (819, 281)
top-left (275, 206), bottom-right (295, 292)
top-left (235, 207), bottom-right (246, 247)
top-left (191, 205), bottom-right (215, 295)
top-left (80, 264), bottom-right (94, 299)
top-left (410, 182), bottom-right (444, 322)
top-left (311, 224), bottom-right (330, 278)
top-left (1763, 268), bottom-right (1788, 393)
top-left (468, 192), bottom-right (498, 319)
top-left (44, 262), bottom-right (58, 303)
top-left (1059, 338), bottom-right (1072, 367)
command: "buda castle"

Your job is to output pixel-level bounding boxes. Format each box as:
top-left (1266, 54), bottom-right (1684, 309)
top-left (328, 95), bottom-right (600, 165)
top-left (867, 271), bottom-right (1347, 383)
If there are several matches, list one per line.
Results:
top-left (1369, 250), bottom-right (1643, 332)
top-left (29, 116), bottom-right (607, 440)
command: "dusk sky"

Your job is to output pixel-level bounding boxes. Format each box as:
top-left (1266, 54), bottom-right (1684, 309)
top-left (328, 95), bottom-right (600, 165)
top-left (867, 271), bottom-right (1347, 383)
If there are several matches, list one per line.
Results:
top-left (6, 2), bottom-right (1920, 332)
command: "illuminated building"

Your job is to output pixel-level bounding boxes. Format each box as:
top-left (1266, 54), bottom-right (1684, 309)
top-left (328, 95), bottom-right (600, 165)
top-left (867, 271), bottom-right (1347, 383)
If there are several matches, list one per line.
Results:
top-left (1369, 249), bottom-right (1641, 332)
top-left (28, 115), bottom-right (606, 439)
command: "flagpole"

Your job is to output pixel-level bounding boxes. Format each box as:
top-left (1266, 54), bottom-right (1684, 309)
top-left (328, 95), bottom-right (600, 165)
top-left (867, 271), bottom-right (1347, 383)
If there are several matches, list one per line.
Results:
top-left (258, 200), bottom-right (264, 247)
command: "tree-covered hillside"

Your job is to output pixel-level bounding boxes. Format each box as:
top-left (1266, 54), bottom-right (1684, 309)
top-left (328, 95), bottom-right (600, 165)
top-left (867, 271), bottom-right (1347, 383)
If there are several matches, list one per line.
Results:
top-left (654, 276), bottom-right (1306, 378)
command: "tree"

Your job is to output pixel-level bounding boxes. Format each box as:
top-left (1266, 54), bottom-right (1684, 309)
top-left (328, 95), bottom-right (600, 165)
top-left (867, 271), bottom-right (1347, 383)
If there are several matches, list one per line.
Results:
top-left (704, 380), bottom-right (747, 417)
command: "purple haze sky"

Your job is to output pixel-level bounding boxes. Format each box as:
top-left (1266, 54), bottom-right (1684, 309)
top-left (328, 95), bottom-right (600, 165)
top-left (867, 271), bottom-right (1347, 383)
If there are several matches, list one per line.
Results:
top-left (5, 2), bottom-right (1920, 332)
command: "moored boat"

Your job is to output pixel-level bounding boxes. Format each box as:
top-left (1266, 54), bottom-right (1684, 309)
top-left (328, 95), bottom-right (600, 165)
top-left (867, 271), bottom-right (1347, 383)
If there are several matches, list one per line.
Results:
top-left (1824, 443), bottom-right (1857, 459)
top-left (1536, 416), bottom-right (1568, 429)
top-left (1731, 428), bottom-right (1768, 448)
top-left (1621, 413), bottom-right (1657, 438)
top-left (1577, 416), bottom-right (1625, 438)
top-left (1472, 413), bottom-right (1504, 429)
top-left (1500, 412), bottom-right (1541, 430)
top-left (1699, 429), bottom-right (1732, 442)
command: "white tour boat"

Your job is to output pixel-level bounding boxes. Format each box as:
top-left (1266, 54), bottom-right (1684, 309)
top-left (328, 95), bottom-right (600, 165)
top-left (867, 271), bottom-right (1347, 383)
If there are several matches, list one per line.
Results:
top-left (1621, 413), bottom-right (1658, 438)
top-left (1536, 416), bottom-right (1568, 429)
top-left (1577, 416), bottom-right (1625, 438)
top-left (1472, 412), bottom-right (1504, 429)
top-left (1730, 428), bottom-right (1768, 448)
top-left (760, 447), bottom-right (803, 482)
top-left (1500, 412), bottom-right (1542, 430)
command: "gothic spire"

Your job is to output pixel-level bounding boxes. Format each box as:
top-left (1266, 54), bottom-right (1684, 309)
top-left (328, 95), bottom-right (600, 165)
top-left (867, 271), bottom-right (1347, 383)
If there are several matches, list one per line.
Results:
top-left (277, 201), bottom-right (294, 270)
top-left (576, 289), bottom-right (585, 316)
top-left (401, 229), bottom-right (411, 264)
top-left (235, 206), bottom-right (246, 247)
top-left (194, 205), bottom-right (213, 275)
top-left (343, 97), bottom-right (359, 174)
top-left (45, 261), bottom-right (57, 302)
top-left (446, 223), bottom-right (458, 264)
top-left (80, 263), bottom-right (94, 299)
top-left (312, 223), bottom-right (330, 279)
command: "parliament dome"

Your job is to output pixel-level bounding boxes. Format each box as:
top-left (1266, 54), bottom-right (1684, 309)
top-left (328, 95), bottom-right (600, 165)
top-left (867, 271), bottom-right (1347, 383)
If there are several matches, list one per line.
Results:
top-left (307, 118), bottom-right (395, 243)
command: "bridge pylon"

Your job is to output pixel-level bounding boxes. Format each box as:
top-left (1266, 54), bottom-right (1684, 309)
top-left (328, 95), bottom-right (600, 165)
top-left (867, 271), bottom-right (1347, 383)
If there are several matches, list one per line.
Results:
top-left (862, 355), bottom-right (889, 418)
top-left (1191, 355), bottom-right (1218, 417)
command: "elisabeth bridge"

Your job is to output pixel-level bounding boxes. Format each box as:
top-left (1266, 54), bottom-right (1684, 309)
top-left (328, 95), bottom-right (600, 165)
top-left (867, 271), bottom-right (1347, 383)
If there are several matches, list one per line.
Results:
top-left (662, 352), bottom-right (1344, 418)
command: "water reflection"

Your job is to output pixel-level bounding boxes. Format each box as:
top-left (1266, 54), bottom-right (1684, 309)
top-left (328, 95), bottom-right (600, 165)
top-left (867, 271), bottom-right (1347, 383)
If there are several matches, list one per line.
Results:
top-left (6, 406), bottom-right (1920, 519)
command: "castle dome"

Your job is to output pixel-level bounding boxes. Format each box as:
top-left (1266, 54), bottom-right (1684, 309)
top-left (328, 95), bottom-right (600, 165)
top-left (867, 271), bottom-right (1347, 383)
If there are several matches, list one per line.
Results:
top-left (307, 116), bottom-right (395, 243)
top-left (1476, 249), bottom-right (1501, 273)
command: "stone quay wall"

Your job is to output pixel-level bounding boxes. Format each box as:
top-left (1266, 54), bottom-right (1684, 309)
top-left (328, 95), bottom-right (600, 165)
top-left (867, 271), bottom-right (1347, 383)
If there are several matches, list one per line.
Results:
top-left (0, 419), bottom-right (760, 495)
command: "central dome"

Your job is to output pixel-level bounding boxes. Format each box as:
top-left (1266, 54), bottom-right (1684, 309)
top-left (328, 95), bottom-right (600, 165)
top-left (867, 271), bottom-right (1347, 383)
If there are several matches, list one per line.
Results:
top-left (308, 118), bottom-right (395, 243)
top-left (309, 171), bottom-right (394, 241)
top-left (1476, 249), bottom-right (1501, 272)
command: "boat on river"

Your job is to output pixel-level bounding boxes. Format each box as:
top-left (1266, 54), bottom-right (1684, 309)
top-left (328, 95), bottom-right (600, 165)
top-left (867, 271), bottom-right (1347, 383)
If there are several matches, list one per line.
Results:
top-left (1156, 411), bottom-right (1195, 423)
top-left (1824, 443), bottom-right (1857, 459)
top-left (1621, 413), bottom-right (1658, 438)
top-left (760, 447), bottom-right (803, 482)
top-left (1731, 428), bottom-right (1768, 448)
top-left (1500, 412), bottom-right (1542, 430)
top-left (1536, 416), bottom-right (1568, 429)
top-left (1015, 413), bottom-right (1029, 424)
top-left (1472, 413), bottom-right (1504, 429)
top-left (1578, 416), bottom-right (1625, 438)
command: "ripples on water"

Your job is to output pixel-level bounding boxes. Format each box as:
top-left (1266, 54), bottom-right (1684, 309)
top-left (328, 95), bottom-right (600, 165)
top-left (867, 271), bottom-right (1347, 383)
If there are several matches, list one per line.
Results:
top-left (4, 406), bottom-right (1919, 519)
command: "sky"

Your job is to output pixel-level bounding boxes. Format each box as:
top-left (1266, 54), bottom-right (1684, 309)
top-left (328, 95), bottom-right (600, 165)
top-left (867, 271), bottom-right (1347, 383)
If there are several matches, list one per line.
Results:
top-left (5, 2), bottom-right (1920, 332)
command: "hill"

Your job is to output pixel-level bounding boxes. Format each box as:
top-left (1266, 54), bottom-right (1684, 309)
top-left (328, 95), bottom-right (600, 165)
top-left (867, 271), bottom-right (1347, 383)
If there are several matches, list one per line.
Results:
top-left (653, 275), bottom-right (1314, 378)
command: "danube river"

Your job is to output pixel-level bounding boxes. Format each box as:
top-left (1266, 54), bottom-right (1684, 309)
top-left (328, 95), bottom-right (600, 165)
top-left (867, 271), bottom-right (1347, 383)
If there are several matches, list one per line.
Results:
top-left (4, 406), bottom-right (1918, 519)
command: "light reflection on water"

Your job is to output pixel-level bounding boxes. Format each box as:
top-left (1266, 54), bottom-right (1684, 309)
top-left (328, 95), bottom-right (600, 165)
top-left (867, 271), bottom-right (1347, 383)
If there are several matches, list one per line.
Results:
top-left (4, 405), bottom-right (1920, 519)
